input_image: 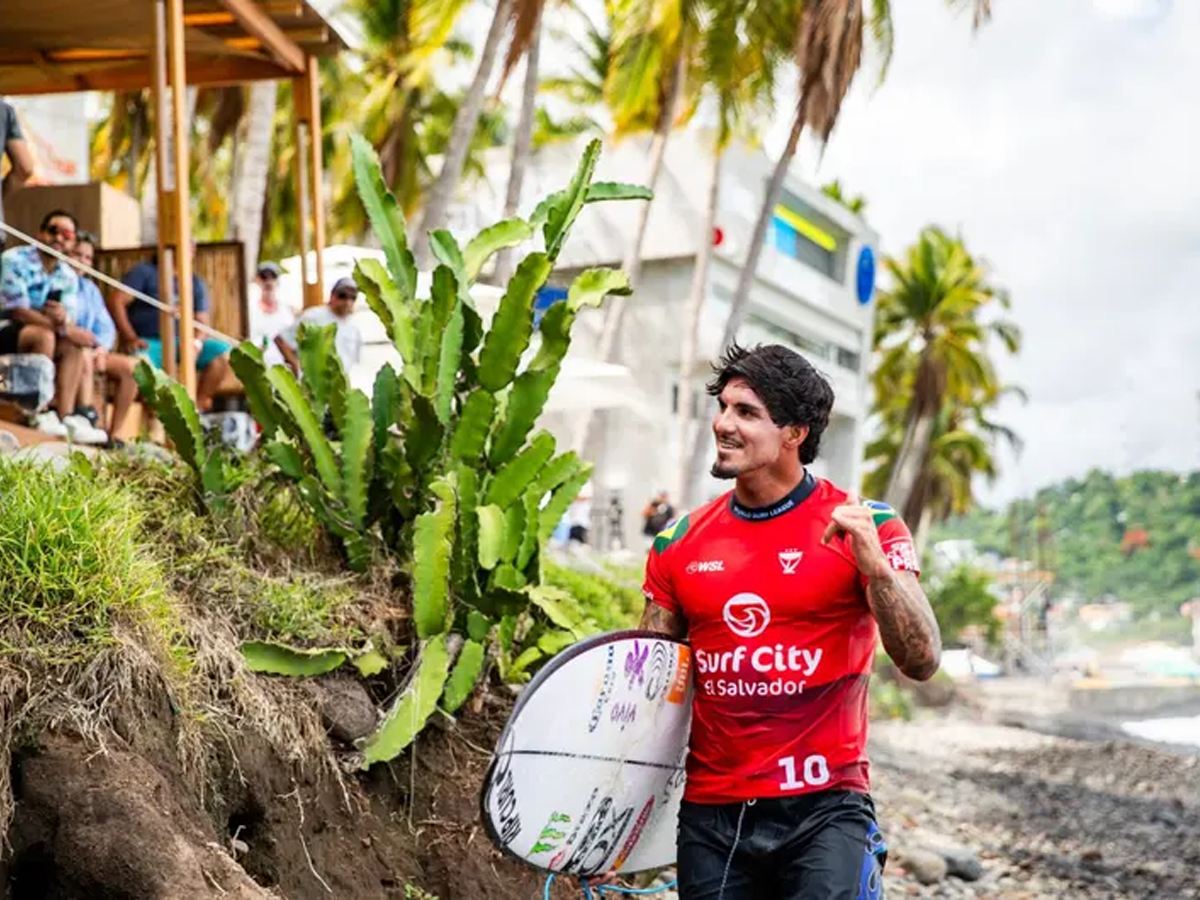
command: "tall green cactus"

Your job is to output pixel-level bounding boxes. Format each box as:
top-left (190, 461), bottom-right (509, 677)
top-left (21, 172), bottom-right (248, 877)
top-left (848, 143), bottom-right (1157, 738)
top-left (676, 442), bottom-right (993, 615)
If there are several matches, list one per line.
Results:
top-left (206, 135), bottom-right (651, 764)
top-left (133, 360), bottom-right (232, 510)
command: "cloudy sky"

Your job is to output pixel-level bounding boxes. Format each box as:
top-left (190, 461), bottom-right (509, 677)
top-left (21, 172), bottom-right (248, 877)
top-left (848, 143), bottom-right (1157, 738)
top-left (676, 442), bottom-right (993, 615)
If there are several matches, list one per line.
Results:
top-left (768, 0), bottom-right (1198, 503)
top-left (315, 0), bottom-right (1197, 505)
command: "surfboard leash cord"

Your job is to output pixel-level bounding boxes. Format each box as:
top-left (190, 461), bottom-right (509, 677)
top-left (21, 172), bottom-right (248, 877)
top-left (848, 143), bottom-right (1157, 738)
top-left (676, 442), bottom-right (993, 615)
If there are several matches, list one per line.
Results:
top-left (542, 873), bottom-right (679, 899)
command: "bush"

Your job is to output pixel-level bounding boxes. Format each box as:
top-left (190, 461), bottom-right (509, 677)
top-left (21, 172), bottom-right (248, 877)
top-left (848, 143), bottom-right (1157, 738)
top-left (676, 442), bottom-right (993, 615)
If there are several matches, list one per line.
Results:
top-left (869, 679), bottom-right (914, 721)
top-left (542, 561), bottom-right (643, 633)
top-left (927, 564), bottom-right (1002, 647)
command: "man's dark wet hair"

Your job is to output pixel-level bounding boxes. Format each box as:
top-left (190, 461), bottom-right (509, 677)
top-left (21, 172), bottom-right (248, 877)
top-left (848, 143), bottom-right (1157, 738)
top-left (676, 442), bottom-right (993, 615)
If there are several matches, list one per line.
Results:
top-left (39, 208), bottom-right (77, 232)
top-left (705, 342), bottom-right (835, 465)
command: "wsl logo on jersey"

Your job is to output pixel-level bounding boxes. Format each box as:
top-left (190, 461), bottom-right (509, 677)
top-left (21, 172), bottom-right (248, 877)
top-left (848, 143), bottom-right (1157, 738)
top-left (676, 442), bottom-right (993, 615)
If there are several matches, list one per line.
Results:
top-left (722, 593), bottom-right (771, 638)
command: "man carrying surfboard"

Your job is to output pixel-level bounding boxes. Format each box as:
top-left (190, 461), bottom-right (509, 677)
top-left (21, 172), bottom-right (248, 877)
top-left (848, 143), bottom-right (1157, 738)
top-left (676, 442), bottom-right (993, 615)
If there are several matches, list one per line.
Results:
top-left (626, 342), bottom-right (941, 899)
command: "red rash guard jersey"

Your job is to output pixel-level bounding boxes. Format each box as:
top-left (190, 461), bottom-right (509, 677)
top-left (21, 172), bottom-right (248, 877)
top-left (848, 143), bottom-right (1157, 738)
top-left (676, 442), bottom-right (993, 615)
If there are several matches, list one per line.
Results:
top-left (642, 473), bottom-right (920, 804)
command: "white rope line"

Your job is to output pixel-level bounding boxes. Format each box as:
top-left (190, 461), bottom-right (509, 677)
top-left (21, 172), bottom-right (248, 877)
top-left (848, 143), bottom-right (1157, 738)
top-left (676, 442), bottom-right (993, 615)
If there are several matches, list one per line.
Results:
top-left (0, 219), bottom-right (239, 344)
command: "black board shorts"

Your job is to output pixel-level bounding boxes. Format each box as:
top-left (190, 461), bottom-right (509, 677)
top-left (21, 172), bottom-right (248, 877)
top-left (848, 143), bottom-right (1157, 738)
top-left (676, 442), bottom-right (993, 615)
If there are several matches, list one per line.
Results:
top-left (676, 789), bottom-right (886, 900)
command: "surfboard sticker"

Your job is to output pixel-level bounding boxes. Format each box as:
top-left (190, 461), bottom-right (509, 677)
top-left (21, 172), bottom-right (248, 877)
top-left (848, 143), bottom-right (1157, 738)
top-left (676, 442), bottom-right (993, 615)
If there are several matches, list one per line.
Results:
top-left (480, 630), bottom-right (693, 877)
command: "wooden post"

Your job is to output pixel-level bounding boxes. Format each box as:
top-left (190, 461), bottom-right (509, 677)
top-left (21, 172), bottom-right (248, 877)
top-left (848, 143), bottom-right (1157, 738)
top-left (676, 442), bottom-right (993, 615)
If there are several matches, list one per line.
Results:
top-left (166, 0), bottom-right (196, 398)
top-left (151, 0), bottom-right (177, 380)
top-left (293, 55), bottom-right (325, 308)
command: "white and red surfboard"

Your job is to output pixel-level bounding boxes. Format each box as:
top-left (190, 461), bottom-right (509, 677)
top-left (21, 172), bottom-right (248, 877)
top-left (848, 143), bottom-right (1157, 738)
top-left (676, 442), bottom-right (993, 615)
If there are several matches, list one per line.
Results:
top-left (480, 631), bottom-right (693, 878)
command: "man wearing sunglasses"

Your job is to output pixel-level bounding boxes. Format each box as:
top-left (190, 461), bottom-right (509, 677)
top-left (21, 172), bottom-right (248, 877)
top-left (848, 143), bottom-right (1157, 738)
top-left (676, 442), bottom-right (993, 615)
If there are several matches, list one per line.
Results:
top-left (274, 276), bottom-right (362, 377)
top-left (0, 209), bottom-right (107, 443)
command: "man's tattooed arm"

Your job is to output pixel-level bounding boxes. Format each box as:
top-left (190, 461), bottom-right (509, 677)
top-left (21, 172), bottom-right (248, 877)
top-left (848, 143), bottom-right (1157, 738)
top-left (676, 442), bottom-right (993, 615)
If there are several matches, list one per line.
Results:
top-left (639, 600), bottom-right (688, 640)
top-left (865, 570), bottom-right (941, 681)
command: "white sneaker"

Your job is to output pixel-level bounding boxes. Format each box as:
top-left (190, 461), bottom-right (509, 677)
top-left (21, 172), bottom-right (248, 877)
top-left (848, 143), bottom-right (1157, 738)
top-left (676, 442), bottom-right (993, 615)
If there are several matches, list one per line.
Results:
top-left (61, 414), bottom-right (109, 446)
top-left (33, 410), bottom-right (68, 437)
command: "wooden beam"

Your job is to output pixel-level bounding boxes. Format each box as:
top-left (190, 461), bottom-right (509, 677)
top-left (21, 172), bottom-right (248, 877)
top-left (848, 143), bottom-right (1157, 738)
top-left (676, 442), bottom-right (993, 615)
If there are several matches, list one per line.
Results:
top-left (216, 0), bottom-right (304, 72)
top-left (292, 54), bottom-right (324, 309)
top-left (152, 0), bottom-right (177, 381)
top-left (305, 55), bottom-right (326, 308)
top-left (168, 0), bottom-right (197, 399)
top-left (3, 56), bottom-right (290, 95)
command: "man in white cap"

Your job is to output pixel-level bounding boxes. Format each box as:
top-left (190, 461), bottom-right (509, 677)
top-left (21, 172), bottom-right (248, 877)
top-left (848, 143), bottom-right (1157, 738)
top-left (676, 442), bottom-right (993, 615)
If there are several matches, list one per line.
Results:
top-left (275, 276), bottom-right (362, 376)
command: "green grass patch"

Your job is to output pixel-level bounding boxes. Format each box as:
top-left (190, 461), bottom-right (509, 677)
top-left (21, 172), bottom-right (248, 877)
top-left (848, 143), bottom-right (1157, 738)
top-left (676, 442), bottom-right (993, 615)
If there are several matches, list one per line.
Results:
top-left (543, 561), bottom-right (643, 633)
top-left (0, 456), bottom-right (188, 672)
top-left (101, 455), bottom-right (369, 650)
top-left (247, 579), bottom-right (361, 646)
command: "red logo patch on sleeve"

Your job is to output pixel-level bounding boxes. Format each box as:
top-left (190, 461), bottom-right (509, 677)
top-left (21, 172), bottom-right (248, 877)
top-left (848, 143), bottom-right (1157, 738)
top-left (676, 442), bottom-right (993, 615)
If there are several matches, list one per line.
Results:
top-left (883, 538), bottom-right (919, 572)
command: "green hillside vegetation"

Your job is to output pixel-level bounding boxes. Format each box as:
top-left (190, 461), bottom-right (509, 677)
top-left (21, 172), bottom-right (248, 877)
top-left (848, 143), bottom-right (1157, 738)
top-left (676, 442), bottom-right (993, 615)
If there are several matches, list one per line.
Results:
top-left (933, 468), bottom-right (1200, 615)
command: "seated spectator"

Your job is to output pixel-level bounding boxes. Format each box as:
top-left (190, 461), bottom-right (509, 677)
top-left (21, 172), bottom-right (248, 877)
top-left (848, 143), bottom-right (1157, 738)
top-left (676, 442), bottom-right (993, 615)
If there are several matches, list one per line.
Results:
top-left (1, 95), bottom-right (36, 264)
top-left (108, 243), bottom-right (232, 411)
top-left (248, 261), bottom-right (295, 368)
top-left (275, 277), bottom-right (362, 375)
top-left (0, 209), bottom-right (106, 443)
top-left (70, 231), bottom-right (139, 441)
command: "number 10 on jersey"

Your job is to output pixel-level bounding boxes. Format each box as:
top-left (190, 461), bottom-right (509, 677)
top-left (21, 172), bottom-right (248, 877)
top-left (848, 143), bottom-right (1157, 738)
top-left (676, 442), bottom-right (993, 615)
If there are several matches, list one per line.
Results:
top-left (777, 754), bottom-right (830, 791)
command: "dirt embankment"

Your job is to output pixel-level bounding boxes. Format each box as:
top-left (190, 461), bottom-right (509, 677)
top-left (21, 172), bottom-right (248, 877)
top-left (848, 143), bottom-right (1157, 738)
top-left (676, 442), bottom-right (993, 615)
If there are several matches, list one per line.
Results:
top-left (0, 686), bottom-right (575, 900)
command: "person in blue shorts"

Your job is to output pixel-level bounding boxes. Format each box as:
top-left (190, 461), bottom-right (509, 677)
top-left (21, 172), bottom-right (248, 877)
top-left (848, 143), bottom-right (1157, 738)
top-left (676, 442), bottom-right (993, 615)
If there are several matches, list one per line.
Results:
top-left (108, 243), bottom-right (232, 411)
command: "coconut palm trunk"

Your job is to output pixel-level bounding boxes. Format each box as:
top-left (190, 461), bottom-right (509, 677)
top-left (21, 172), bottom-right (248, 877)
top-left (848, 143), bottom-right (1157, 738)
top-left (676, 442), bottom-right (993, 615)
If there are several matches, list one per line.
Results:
top-left (414, 0), bottom-right (513, 266)
top-left (885, 405), bottom-right (938, 517)
top-left (494, 11), bottom-right (542, 285)
top-left (884, 349), bottom-right (943, 518)
top-left (230, 80), bottom-right (277, 273)
top-left (718, 91), bottom-right (806, 354)
top-left (141, 86), bottom-right (198, 244)
top-left (569, 57), bottom-right (684, 454)
top-left (674, 142), bottom-right (723, 502)
top-left (677, 94), bottom-right (808, 505)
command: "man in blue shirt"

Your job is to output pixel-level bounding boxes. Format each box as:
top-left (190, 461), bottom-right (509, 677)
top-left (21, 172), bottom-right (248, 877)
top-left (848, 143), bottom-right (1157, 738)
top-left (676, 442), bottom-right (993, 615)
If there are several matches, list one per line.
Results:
top-left (71, 231), bottom-right (139, 440)
top-left (108, 242), bottom-right (232, 411)
top-left (0, 208), bottom-right (107, 443)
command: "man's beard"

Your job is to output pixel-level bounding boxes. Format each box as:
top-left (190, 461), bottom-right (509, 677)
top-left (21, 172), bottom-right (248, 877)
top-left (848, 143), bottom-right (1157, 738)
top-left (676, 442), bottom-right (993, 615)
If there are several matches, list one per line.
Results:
top-left (710, 459), bottom-right (739, 480)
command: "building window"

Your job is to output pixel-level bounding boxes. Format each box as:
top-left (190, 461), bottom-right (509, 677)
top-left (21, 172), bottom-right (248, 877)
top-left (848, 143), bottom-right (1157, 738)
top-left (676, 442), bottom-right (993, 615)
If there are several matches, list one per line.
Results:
top-left (769, 197), bottom-right (849, 283)
top-left (836, 346), bottom-right (861, 372)
top-left (706, 290), bottom-right (861, 372)
top-left (671, 379), bottom-right (705, 419)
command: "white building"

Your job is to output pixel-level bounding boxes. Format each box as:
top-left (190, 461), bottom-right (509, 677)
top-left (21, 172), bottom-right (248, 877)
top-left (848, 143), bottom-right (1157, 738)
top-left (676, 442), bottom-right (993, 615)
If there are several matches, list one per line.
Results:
top-left (455, 129), bottom-right (881, 548)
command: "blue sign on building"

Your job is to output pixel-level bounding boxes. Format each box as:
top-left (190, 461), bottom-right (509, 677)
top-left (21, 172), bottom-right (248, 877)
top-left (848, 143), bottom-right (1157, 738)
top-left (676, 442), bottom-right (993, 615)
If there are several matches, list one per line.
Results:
top-left (533, 286), bottom-right (568, 326)
top-left (856, 246), bottom-right (876, 306)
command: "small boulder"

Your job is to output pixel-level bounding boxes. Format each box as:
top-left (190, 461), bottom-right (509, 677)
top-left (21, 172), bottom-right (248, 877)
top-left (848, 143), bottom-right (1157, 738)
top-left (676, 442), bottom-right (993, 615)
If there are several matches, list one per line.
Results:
top-left (311, 675), bottom-right (378, 744)
top-left (897, 847), bottom-right (948, 885)
top-left (932, 843), bottom-right (986, 882)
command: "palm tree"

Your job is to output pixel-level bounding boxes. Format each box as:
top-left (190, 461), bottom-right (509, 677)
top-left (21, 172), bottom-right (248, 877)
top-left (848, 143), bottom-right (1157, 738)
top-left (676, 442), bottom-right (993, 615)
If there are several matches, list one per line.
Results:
top-left (539, 3), bottom-right (612, 129)
top-left (820, 178), bottom-right (867, 215)
top-left (414, 0), bottom-right (516, 265)
top-left (568, 0), bottom-right (707, 454)
top-left (342, 0), bottom-right (475, 216)
top-left (870, 225), bottom-right (1021, 526)
top-left (229, 81), bottom-right (278, 273)
top-left (588, 0), bottom-right (699, 342)
top-left (284, 4), bottom-right (505, 258)
top-left (682, 0), bottom-right (995, 505)
top-left (494, 0), bottom-right (549, 284)
top-left (89, 91), bottom-right (153, 200)
top-left (673, 0), bottom-right (791, 499)
top-left (864, 378), bottom-right (1024, 554)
